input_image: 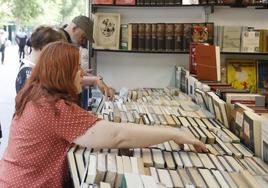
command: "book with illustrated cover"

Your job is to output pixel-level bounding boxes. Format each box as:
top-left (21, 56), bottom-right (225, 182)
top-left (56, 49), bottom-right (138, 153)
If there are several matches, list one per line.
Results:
top-left (192, 24), bottom-right (208, 44)
top-left (222, 26), bottom-right (242, 52)
top-left (241, 30), bottom-right (260, 52)
top-left (227, 59), bottom-right (257, 93)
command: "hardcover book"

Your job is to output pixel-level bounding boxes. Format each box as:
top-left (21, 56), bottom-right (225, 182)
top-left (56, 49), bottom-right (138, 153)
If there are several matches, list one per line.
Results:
top-left (241, 31), bottom-right (260, 52)
top-left (120, 24), bottom-right (128, 50)
top-left (131, 23), bottom-right (138, 50)
top-left (227, 59), bottom-right (257, 93)
top-left (165, 23), bottom-right (175, 51)
top-left (222, 26), bottom-right (242, 52)
top-left (174, 23), bottom-right (183, 51)
top-left (262, 120), bottom-right (268, 163)
top-left (115, 0), bottom-right (136, 5)
top-left (151, 24), bottom-right (157, 51)
top-left (156, 23), bottom-right (165, 51)
top-left (195, 44), bottom-right (221, 81)
top-left (138, 23), bottom-right (145, 50)
top-left (192, 24), bottom-right (208, 44)
top-left (257, 60), bottom-right (268, 93)
top-left (145, 24), bottom-right (152, 51)
top-left (182, 23), bottom-right (192, 51)
top-left (93, 0), bottom-right (114, 4)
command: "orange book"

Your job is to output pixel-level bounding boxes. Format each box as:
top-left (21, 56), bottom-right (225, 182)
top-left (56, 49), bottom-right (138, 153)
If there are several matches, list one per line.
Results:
top-left (195, 44), bottom-right (221, 81)
top-left (115, 0), bottom-right (136, 5)
top-left (93, 0), bottom-right (114, 4)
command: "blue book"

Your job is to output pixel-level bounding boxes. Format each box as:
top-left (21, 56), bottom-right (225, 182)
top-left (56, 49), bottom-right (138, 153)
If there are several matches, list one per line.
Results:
top-left (257, 60), bottom-right (268, 93)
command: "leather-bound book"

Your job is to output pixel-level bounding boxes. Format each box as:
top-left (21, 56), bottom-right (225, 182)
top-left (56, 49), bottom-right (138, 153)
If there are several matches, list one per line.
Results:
top-left (182, 23), bottom-right (192, 51)
top-left (206, 23), bottom-right (214, 45)
top-left (165, 0), bottom-right (175, 4)
top-left (174, 23), bottom-right (183, 51)
top-left (150, 0), bottom-right (157, 5)
top-left (165, 23), bottom-right (175, 51)
top-left (144, 0), bottom-right (151, 5)
top-left (131, 23), bottom-right (138, 50)
top-left (138, 23), bottom-right (145, 51)
top-left (157, 23), bottom-right (165, 51)
top-left (137, 0), bottom-right (145, 5)
top-left (145, 24), bottom-right (152, 51)
top-left (151, 24), bottom-right (157, 51)
top-left (156, 0), bottom-right (165, 5)
top-left (174, 0), bottom-right (182, 4)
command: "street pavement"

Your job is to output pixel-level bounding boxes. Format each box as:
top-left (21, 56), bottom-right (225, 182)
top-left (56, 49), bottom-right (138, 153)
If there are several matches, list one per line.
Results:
top-left (0, 45), bottom-right (20, 158)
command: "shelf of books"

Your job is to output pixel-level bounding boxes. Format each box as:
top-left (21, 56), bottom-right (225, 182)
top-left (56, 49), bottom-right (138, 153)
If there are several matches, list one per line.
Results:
top-left (67, 84), bottom-right (268, 188)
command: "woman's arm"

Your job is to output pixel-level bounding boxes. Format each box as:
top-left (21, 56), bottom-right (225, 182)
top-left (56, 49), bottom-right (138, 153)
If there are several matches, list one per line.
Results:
top-left (74, 120), bottom-right (206, 152)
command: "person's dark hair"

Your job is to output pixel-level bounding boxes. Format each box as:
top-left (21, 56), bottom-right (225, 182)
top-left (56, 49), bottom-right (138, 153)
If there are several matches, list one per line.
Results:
top-left (28, 26), bottom-right (66, 51)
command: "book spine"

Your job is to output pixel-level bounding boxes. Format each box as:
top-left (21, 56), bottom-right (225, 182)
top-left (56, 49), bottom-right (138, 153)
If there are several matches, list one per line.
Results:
top-left (174, 23), bottom-right (183, 51)
top-left (131, 23), bottom-right (138, 50)
top-left (138, 23), bottom-right (145, 51)
top-left (165, 23), bottom-right (175, 51)
top-left (151, 24), bottom-right (157, 51)
top-left (157, 0), bottom-right (165, 5)
top-left (144, 0), bottom-right (151, 5)
top-left (206, 23), bottom-right (214, 45)
top-left (165, 0), bottom-right (175, 4)
top-left (157, 23), bottom-right (165, 51)
top-left (150, 0), bottom-right (157, 5)
top-left (120, 24), bottom-right (128, 50)
top-left (174, 0), bottom-right (182, 4)
top-left (182, 23), bottom-right (192, 51)
top-left (145, 24), bottom-right (152, 51)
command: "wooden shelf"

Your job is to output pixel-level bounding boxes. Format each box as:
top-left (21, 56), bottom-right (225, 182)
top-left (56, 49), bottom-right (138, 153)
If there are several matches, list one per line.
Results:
top-left (93, 49), bottom-right (268, 55)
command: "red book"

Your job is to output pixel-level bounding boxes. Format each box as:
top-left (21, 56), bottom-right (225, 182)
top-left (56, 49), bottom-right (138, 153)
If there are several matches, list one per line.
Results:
top-left (93, 0), bottom-right (114, 4)
top-left (195, 44), bottom-right (221, 82)
top-left (115, 0), bottom-right (136, 5)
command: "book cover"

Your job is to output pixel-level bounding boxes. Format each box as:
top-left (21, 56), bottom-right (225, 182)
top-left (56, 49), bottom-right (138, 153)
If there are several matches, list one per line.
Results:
top-left (241, 31), bottom-right (260, 52)
top-left (227, 59), bottom-right (257, 93)
top-left (195, 44), bottom-right (221, 81)
top-left (222, 26), bottom-right (242, 52)
top-left (115, 0), bottom-right (136, 5)
top-left (192, 24), bottom-right (208, 44)
top-left (257, 60), bottom-right (268, 93)
top-left (93, 0), bottom-right (114, 4)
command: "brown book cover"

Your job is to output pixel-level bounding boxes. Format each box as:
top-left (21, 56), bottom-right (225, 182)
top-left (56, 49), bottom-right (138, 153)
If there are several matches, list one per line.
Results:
top-left (131, 23), bottom-right (138, 50)
top-left (93, 0), bottom-right (114, 4)
top-left (151, 24), bottom-right (157, 51)
top-left (151, 0), bottom-right (157, 5)
top-left (174, 23), bottom-right (183, 51)
top-left (157, 0), bottom-right (165, 5)
top-left (195, 44), bottom-right (221, 81)
top-left (165, 23), bottom-right (175, 51)
top-left (206, 23), bottom-right (214, 45)
top-left (144, 0), bottom-right (151, 5)
top-left (145, 24), bottom-right (152, 51)
top-left (199, 0), bottom-right (208, 4)
top-left (157, 23), bottom-right (165, 51)
top-left (174, 0), bottom-right (182, 4)
top-left (165, 0), bottom-right (175, 4)
top-left (115, 0), bottom-right (136, 5)
top-left (138, 23), bottom-right (145, 50)
top-left (182, 23), bottom-right (192, 51)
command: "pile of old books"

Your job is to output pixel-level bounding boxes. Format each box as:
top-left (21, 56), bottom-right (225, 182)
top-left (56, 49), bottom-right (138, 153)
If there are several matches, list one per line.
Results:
top-left (68, 88), bottom-right (268, 188)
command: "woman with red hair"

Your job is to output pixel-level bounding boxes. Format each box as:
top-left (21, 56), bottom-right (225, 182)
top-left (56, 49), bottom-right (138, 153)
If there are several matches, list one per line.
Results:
top-left (0, 41), bottom-right (206, 187)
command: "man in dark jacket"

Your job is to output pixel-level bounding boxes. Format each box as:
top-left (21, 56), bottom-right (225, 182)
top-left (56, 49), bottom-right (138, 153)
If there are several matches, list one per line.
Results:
top-left (15, 28), bottom-right (27, 61)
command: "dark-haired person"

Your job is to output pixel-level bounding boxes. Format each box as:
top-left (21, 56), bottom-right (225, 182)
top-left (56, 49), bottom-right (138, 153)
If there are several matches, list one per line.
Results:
top-left (15, 28), bottom-right (28, 62)
top-left (0, 42), bottom-right (206, 187)
top-left (15, 26), bottom-right (66, 94)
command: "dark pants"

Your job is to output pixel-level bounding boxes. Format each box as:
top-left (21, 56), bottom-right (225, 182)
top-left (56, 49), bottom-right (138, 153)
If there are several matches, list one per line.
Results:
top-left (0, 45), bottom-right (5, 64)
top-left (19, 45), bottom-right (25, 59)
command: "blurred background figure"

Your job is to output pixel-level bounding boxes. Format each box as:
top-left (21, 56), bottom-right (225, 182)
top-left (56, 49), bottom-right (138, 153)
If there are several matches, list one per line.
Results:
top-left (15, 28), bottom-right (27, 62)
top-left (0, 29), bottom-right (7, 64)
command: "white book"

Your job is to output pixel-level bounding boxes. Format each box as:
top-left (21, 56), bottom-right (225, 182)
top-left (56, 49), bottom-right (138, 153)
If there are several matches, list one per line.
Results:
top-left (67, 146), bottom-right (80, 188)
top-left (150, 167), bottom-right (160, 183)
top-left (211, 170), bottom-right (230, 188)
top-left (130, 157), bottom-right (139, 174)
top-left (115, 156), bottom-right (124, 188)
top-left (122, 156), bottom-right (132, 173)
top-left (121, 173), bottom-right (144, 188)
top-left (105, 154), bottom-right (117, 187)
top-left (85, 154), bottom-right (97, 184)
top-left (151, 149), bottom-right (165, 169)
top-left (141, 175), bottom-right (158, 188)
top-left (157, 169), bottom-right (173, 188)
top-left (95, 153), bottom-right (107, 184)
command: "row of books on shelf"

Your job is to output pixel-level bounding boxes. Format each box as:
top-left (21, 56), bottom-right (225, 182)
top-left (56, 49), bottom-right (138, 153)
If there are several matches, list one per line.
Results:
top-left (119, 22), bottom-right (214, 52)
top-left (214, 25), bottom-right (268, 53)
top-left (68, 87), bottom-right (268, 187)
top-left (92, 0), bottom-right (268, 6)
top-left (187, 43), bottom-right (268, 95)
top-left (69, 146), bottom-right (268, 188)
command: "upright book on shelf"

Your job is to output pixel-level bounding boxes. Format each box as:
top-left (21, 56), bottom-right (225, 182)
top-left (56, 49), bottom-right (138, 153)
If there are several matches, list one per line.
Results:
top-left (227, 59), bottom-right (257, 93)
top-left (222, 26), bottom-right (242, 52)
top-left (195, 44), bottom-right (221, 82)
top-left (241, 30), bottom-right (260, 53)
top-left (115, 0), bottom-right (136, 5)
top-left (93, 0), bottom-right (114, 4)
top-left (257, 60), bottom-right (268, 94)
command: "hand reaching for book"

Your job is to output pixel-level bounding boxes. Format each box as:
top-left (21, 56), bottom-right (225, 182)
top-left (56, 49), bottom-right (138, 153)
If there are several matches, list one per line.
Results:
top-left (174, 129), bottom-right (207, 153)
